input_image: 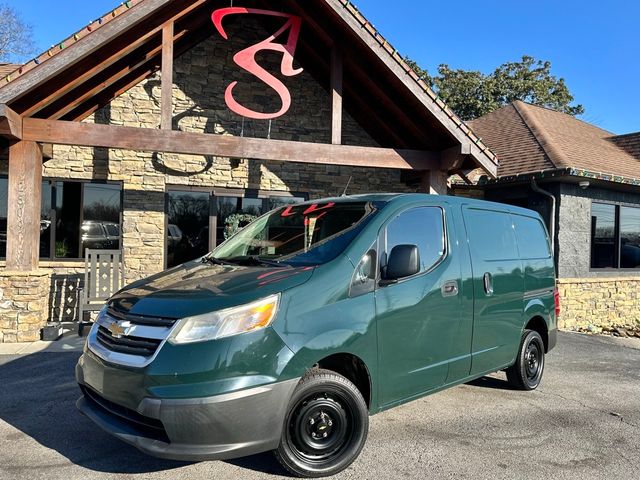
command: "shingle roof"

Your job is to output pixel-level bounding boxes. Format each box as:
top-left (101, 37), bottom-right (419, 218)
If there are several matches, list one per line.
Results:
top-left (610, 132), bottom-right (640, 160)
top-left (469, 101), bottom-right (640, 183)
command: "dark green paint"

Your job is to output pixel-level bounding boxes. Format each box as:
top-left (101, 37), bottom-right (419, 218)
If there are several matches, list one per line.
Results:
top-left (78, 194), bottom-right (557, 419)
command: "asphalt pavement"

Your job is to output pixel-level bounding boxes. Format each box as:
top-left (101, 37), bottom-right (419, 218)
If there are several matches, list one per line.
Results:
top-left (0, 332), bottom-right (638, 480)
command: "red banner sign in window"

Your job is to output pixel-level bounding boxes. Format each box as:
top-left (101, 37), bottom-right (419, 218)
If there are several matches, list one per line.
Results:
top-left (212, 8), bottom-right (304, 120)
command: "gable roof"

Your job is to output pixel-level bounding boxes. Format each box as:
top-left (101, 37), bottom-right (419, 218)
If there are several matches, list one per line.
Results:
top-left (0, 0), bottom-right (498, 175)
top-left (469, 100), bottom-right (640, 183)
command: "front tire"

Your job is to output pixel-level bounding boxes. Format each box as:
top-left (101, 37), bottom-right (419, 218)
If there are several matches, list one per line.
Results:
top-left (506, 329), bottom-right (545, 390)
top-left (274, 369), bottom-right (369, 478)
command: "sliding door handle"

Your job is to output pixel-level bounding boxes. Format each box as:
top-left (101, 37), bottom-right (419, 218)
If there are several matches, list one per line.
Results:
top-left (483, 272), bottom-right (494, 296)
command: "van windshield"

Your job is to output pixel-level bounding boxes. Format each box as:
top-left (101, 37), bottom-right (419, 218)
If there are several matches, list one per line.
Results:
top-left (209, 201), bottom-right (379, 267)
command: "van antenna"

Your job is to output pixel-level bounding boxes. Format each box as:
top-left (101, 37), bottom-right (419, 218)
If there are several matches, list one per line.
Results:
top-left (341, 176), bottom-right (353, 197)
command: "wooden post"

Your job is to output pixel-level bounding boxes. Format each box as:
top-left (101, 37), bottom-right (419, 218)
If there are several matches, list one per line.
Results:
top-left (331, 47), bottom-right (343, 145)
top-left (6, 141), bottom-right (43, 271)
top-left (421, 170), bottom-right (449, 195)
top-left (161, 21), bottom-right (174, 130)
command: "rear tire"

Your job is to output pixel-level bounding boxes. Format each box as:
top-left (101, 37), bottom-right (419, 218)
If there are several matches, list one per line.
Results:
top-left (274, 369), bottom-right (369, 478)
top-left (506, 329), bottom-right (545, 390)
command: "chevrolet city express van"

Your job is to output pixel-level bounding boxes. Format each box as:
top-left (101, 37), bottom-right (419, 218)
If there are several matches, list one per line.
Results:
top-left (76, 194), bottom-right (558, 478)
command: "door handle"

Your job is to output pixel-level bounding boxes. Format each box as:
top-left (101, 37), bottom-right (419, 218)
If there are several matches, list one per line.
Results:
top-left (483, 272), bottom-right (494, 296)
top-left (441, 280), bottom-right (459, 297)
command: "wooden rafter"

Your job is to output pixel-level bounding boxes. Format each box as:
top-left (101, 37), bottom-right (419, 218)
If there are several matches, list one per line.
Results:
top-left (161, 21), bottom-right (175, 130)
top-left (22, 117), bottom-right (441, 171)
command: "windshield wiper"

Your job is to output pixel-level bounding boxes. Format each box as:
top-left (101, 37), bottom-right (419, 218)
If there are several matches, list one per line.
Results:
top-left (202, 255), bottom-right (233, 266)
top-left (220, 256), bottom-right (286, 268)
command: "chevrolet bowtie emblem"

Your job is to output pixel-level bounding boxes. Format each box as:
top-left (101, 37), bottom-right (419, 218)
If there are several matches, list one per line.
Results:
top-left (108, 321), bottom-right (131, 339)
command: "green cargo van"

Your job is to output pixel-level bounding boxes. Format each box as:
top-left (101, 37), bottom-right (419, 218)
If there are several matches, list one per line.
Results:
top-left (76, 194), bottom-right (558, 477)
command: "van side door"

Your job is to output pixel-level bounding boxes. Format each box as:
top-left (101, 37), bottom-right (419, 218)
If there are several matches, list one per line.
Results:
top-left (461, 206), bottom-right (525, 375)
top-left (376, 205), bottom-right (464, 407)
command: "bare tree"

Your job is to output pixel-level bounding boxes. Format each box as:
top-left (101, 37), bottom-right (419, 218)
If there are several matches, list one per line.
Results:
top-left (0, 3), bottom-right (35, 62)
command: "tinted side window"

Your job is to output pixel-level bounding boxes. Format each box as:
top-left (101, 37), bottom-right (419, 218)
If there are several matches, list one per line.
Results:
top-left (591, 203), bottom-right (616, 268)
top-left (512, 215), bottom-right (551, 259)
top-left (386, 207), bottom-right (445, 273)
top-left (464, 208), bottom-right (518, 261)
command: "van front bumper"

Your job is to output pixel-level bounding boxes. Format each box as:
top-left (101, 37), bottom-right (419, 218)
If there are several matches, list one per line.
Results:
top-left (76, 377), bottom-right (299, 461)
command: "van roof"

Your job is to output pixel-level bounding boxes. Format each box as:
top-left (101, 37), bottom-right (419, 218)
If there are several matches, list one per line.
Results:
top-left (302, 193), bottom-right (542, 219)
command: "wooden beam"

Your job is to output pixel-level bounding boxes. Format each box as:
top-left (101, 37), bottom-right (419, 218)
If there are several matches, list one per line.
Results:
top-left (161, 21), bottom-right (174, 130)
top-left (0, 104), bottom-right (23, 140)
top-left (441, 144), bottom-right (472, 172)
top-left (6, 141), bottom-right (43, 271)
top-left (331, 47), bottom-right (343, 145)
top-left (22, 118), bottom-right (441, 171)
top-left (420, 170), bottom-right (449, 195)
top-left (18, 0), bottom-right (208, 117)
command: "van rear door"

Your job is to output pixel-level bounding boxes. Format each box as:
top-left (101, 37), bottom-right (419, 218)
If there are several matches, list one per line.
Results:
top-left (461, 206), bottom-right (525, 375)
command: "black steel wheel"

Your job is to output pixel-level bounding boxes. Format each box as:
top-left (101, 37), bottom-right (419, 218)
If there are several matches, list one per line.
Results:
top-left (274, 369), bottom-right (369, 478)
top-left (506, 329), bottom-right (546, 390)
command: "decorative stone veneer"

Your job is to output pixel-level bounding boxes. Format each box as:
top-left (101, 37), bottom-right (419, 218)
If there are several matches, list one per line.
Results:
top-left (557, 278), bottom-right (640, 330)
top-left (0, 271), bottom-right (51, 343)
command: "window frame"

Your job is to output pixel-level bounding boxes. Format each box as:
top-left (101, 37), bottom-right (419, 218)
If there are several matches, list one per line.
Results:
top-left (164, 186), bottom-right (308, 269)
top-left (590, 200), bottom-right (640, 271)
top-left (0, 176), bottom-right (124, 261)
top-left (379, 205), bottom-right (448, 284)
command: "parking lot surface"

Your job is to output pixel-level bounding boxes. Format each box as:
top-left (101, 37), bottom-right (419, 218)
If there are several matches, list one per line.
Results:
top-left (0, 332), bottom-right (638, 480)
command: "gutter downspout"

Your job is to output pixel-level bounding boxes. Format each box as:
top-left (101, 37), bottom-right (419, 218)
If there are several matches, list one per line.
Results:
top-left (531, 179), bottom-right (556, 254)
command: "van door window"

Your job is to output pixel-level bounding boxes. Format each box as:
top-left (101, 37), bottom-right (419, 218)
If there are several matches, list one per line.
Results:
top-left (384, 207), bottom-right (445, 274)
top-left (464, 208), bottom-right (519, 261)
top-left (512, 215), bottom-right (551, 259)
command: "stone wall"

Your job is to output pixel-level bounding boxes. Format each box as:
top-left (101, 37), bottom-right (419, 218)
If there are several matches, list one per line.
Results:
top-left (558, 277), bottom-right (640, 330)
top-left (0, 271), bottom-right (51, 343)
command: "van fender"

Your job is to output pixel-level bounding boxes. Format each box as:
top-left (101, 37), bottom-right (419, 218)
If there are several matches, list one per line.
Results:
top-left (278, 330), bottom-right (377, 402)
top-left (522, 299), bottom-right (551, 330)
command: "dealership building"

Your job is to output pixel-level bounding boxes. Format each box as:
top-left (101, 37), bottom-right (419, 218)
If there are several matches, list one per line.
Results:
top-left (0, 0), bottom-right (499, 342)
top-left (1, 0), bottom-right (638, 343)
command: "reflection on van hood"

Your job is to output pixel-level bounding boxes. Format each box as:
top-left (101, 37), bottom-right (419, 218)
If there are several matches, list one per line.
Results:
top-left (109, 260), bottom-right (315, 319)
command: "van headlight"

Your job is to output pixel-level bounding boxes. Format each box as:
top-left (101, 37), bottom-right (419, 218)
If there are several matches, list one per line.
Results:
top-left (169, 294), bottom-right (280, 344)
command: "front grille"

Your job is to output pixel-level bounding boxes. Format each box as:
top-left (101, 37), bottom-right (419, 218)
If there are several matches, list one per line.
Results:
top-left (107, 306), bottom-right (178, 328)
top-left (81, 385), bottom-right (169, 442)
top-left (97, 326), bottom-right (162, 357)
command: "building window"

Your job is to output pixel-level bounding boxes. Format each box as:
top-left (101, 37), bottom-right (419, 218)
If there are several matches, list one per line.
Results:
top-left (0, 179), bottom-right (122, 260)
top-left (166, 189), bottom-right (306, 269)
top-left (591, 202), bottom-right (640, 269)
top-left (167, 190), bottom-right (211, 268)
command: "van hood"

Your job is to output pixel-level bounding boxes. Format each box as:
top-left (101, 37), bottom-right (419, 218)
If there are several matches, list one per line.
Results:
top-left (108, 260), bottom-right (315, 319)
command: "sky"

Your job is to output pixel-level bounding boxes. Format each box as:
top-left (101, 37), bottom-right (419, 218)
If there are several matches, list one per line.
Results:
top-left (3, 0), bottom-right (640, 134)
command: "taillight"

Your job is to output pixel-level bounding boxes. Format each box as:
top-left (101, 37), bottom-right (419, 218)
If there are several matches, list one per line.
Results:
top-left (554, 287), bottom-right (561, 318)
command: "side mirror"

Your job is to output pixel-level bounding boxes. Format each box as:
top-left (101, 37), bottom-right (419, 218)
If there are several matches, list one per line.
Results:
top-left (382, 244), bottom-right (420, 285)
